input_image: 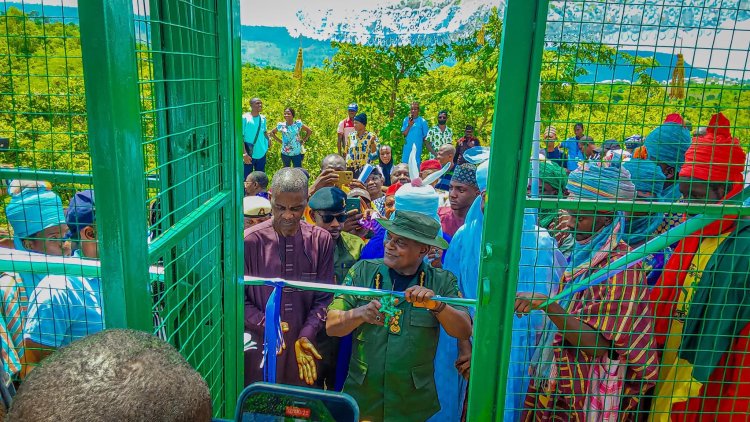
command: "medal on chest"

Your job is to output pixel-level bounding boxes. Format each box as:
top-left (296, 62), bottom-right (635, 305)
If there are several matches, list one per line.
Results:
top-left (373, 271), bottom-right (426, 336)
top-left (388, 309), bottom-right (403, 335)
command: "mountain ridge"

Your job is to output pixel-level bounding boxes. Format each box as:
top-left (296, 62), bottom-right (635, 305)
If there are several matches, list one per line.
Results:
top-left (2, 2), bottom-right (739, 83)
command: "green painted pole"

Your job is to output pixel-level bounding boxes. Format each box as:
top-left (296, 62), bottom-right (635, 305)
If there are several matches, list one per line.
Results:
top-left (78, 0), bottom-right (152, 331)
top-left (467, 0), bottom-right (549, 420)
top-left (0, 167), bottom-right (160, 188)
top-left (216, 0), bottom-right (244, 416)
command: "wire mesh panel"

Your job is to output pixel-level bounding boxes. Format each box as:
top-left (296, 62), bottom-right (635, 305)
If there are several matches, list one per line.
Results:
top-left (1, 0), bottom-right (241, 417)
top-left (0, 0), bottom-right (95, 380)
top-left (473, 0), bottom-right (750, 420)
top-left (133, 0), bottom-right (243, 416)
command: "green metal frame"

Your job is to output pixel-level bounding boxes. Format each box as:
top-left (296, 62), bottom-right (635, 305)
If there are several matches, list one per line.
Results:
top-left (78, 0), bottom-right (152, 331)
top-left (0, 167), bottom-right (160, 188)
top-left (217, 0), bottom-right (245, 414)
top-left (74, 0), bottom-right (243, 417)
top-left (14, 0), bottom-right (746, 419)
top-left (467, 0), bottom-right (550, 419)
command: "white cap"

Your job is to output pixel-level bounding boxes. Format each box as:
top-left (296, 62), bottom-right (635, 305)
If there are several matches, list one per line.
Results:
top-left (243, 196), bottom-right (271, 217)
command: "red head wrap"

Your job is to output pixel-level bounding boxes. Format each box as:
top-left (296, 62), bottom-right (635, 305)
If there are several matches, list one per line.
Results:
top-left (385, 182), bottom-right (403, 197)
top-left (679, 113), bottom-right (745, 185)
top-left (651, 113), bottom-right (746, 345)
top-left (663, 113), bottom-right (685, 125)
top-left (419, 159), bottom-right (442, 172)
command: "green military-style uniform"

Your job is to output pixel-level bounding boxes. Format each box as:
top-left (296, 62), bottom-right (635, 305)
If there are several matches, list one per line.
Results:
top-left (329, 259), bottom-right (468, 422)
top-left (316, 231), bottom-right (366, 389)
top-left (334, 232), bottom-right (365, 284)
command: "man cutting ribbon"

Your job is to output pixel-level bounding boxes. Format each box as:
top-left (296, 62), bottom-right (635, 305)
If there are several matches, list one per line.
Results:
top-left (326, 210), bottom-right (471, 422)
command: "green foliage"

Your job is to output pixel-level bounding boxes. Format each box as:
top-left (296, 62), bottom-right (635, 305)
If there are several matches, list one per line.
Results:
top-left (0, 7), bottom-right (89, 213)
top-left (242, 66), bottom-right (350, 177)
top-left (322, 41), bottom-right (440, 155)
top-left (325, 42), bottom-right (433, 119)
top-left (3, 6), bottom-right (749, 194)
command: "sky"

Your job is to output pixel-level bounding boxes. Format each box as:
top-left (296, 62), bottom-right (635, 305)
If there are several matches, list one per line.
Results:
top-left (10, 0), bottom-right (750, 80)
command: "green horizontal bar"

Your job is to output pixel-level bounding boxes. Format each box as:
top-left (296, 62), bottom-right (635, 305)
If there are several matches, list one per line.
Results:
top-left (243, 277), bottom-right (478, 308)
top-left (0, 167), bottom-right (94, 185)
top-left (525, 197), bottom-right (750, 216)
top-left (539, 213), bottom-right (714, 308)
top-left (0, 249), bottom-right (476, 309)
top-left (147, 190), bottom-right (231, 261)
top-left (0, 250), bottom-right (103, 279)
top-left (0, 167), bottom-right (161, 188)
top-left (0, 249), bottom-right (165, 280)
top-left (539, 186), bottom-right (750, 307)
top-left (0, 250), bottom-right (475, 308)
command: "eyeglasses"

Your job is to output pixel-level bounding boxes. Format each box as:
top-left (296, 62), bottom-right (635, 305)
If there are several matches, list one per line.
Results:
top-left (317, 213), bottom-right (348, 224)
top-left (244, 213), bottom-right (271, 219)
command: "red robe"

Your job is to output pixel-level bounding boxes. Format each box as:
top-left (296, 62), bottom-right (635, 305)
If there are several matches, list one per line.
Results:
top-left (669, 323), bottom-right (750, 421)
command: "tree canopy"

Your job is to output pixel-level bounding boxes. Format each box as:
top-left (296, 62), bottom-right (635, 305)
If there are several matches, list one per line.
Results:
top-left (2, 5), bottom-right (747, 189)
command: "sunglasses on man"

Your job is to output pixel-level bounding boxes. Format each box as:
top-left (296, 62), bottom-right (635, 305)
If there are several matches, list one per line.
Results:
top-left (316, 212), bottom-right (348, 224)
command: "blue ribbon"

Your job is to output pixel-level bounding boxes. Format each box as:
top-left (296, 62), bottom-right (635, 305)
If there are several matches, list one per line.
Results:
top-left (262, 281), bottom-right (284, 383)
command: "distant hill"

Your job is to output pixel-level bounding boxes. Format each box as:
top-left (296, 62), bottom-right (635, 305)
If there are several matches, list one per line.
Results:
top-left (2, 2), bottom-right (737, 82)
top-left (241, 26), bottom-right (335, 69)
top-left (576, 51), bottom-right (712, 84)
top-left (2, 2), bottom-right (78, 20)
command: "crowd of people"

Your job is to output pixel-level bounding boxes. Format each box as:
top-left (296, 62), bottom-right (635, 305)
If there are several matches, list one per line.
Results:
top-left (1, 100), bottom-right (750, 422)
top-left (238, 104), bottom-right (750, 421)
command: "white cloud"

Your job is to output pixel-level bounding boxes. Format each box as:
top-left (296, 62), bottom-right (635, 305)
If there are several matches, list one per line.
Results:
top-left (597, 18), bottom-right (750, 80)
top-left (241, 0), bottom-right (362, 28)
top-left (8, 0), bottom-right (78, 6)
top-left (13, 0), bottom-right (750, 79)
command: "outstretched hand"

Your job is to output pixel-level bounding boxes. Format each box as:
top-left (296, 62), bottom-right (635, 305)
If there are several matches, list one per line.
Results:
top-left (514, 292), bottom-right (551, 317)
top-left (356, 300), bottom-right (385, 326)
top-left (295, 337), bottom-right (322, 385)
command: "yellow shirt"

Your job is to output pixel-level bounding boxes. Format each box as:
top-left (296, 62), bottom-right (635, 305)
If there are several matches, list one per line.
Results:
top-left (650, 234), bottom-right (730, 422)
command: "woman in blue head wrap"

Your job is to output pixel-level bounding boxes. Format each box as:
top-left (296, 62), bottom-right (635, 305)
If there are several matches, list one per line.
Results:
top-left (4, 183), bottom-right (67, 292)
top-left (436, 149), bottom-right (562, 421)
top-left (639, 114), bottom-right (692, 233)
top-left (621, 158), bottom-right (666, 247)
top-left (1, 182), bottom-right (66, 376)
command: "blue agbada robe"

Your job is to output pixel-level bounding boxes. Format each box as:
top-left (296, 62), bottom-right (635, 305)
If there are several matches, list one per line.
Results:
top-left (432, 199), bottom-right (561, 421)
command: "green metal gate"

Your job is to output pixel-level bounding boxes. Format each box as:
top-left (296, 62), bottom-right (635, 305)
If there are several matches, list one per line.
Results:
top-left (1, 0), bottom-right (243, 417)
top-left (81, 0), bottom-right (243, 416)
top-left (470, 0), bottom-right (750, 420)
top-left (4, 0), bottom-right (750, 420)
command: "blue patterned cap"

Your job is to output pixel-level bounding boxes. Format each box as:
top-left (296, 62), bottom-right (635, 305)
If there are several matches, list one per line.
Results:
top-left (567, 163), bottom-right (635, 200)
top-left (452, 164), bottom-right (478, 188)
